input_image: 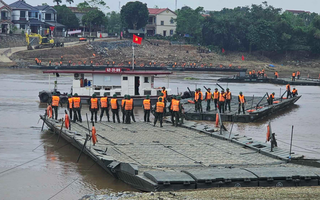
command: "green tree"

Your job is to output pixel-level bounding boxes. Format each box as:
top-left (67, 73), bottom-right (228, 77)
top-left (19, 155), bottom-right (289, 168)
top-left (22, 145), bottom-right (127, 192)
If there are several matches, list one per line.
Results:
top-left (120, 1), bottom-right (149, 30)
top-left (66, 0), bottom-right (74, 5)
top-left (77, 0), bottom-right (109, 11)
top-left (106, 11), bottom-right (121, 34)
top-left (175, 6), bottom-right (204, 43)
top-left (82, 9), bottom-right (108, 32)
top-left (54, 5), bottom-right (79, 29)
top-left (53, 0), bottom-right (62, 6)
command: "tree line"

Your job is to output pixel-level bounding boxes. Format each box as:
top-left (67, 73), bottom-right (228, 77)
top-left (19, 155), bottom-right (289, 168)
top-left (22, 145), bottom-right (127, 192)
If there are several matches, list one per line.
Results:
top-left (176, 1), bottom-right (320, 54)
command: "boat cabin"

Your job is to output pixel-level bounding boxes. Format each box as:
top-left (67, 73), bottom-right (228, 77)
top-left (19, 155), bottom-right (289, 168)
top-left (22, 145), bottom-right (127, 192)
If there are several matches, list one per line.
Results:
top-left (44, 68), bottom-right (172, 97)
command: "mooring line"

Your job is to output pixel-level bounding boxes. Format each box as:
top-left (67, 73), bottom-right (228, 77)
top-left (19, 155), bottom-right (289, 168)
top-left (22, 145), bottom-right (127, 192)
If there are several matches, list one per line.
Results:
top-left (0, 143), bottom-right (70, 176)
top-left (47, 162), bottom-right (96, 200)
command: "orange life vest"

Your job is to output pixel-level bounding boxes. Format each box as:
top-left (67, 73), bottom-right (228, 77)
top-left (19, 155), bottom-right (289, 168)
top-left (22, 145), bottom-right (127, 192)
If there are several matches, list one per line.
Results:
top-left (125, 99), bottom-right (133, 110)
top-left (172, 100), bottom-right (180, 111)
top-left (292, 72), bottom-right (296, 77)
top-left (92, 126), bottom-right (97, 145)
top-left (213, 91), bottom-right (219, 99)
top-left (219, 93), bottom-right (225, 102)
top-left (269, 94), bottom-right (274, 99)
top-left (252, 70), bottom-right (255, 74)
top-left (91, 98), bottom-right (98, 109)
top-left (292, 89), bottom-right (297, 94)
top-left (249, 71), bottom-right (252, 75)
top-left (101, 97), bottom-right (108, 108)
top-left (52, 96), bottom-right (60, 107)
top-left (275, 72), bottom-right (279, 77)
top-left (121, 99), bottom-right (126, 108)
top-left (161, 90), bottom-right (167, 99)
top-left (286, 84), bottom-right (290, 91)
top-left (68, 97), bottom-right (73, 109)
top-left (65, 114), bottom-right (69, 129)
top-left (297, 71), bottom-right (300, 75)
top-left (111, 98), bottom-right (118, 109)
top-left (170, 99), bottom-right (176, 110)
top-left (226, 92), bottom-right (231, 100)
top-left (47, 105), bottom-right (52, 118)
top-left (143, 99), bottom-right (151, 110)
top-left (73, 97), bottom-right (81, 108)
top-left (206, 92), bottom-right (212, 100)
top-left (239, 95), bottom-right (245, 103)
top-left (156, 102), bottom-right (164, 113)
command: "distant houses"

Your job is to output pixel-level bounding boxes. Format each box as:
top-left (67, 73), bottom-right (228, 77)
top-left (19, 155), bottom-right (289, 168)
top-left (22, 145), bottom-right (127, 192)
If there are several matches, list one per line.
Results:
top-left (146, 8), bottom-right (177, 36)
top-left (0, 0), bottom-right (12, 34)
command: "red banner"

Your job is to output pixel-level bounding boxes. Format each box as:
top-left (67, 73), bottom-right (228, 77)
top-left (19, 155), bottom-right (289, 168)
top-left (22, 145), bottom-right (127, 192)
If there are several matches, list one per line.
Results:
top-left (50, 26), bottom-right (55, 31)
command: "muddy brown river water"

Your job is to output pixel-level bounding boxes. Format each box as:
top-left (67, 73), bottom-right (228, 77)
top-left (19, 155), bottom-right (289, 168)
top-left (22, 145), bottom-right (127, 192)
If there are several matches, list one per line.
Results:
top-left (0, 68), bottom-right (319, 200)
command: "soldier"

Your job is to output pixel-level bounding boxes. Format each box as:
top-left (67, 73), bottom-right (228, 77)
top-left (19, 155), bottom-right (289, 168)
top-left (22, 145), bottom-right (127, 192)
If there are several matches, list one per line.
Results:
top-left (194, 88), bottom-right (203, 113)
top-left (110, 94), bottom-right (121, 123)
top-left (154, 97), bottom-right (164, 127)
top-left (205, 88), bottom-right (212, 111)
top-left (143, 95), bottom-right (151, 122)
top-left (89, 94), bottom-right (99, 123)
top-left (67, 94), bottom-right (73, 120)
top-left (213, 88), bottom-right (219, 110)
top-left (286, 84), bottom-right (291, 99)
top-left (158, 93), bottom-right (166, 114)
top-left (51, 92), bottom-right (61, 120)
top-left (238, 92), bottom-right (246, 114)
top-left (100, 92), bottom-right (110, 122)
top-left (123, 95), bottom-right (135, 124)
top-left (225, 88), bottom-right (232, 112)
top-left (292, 88), bottom-right (298, 97)
top-left (218, 90), bottom-right (226, 114)
top-left (121, 95), bottom-right (127, 123)
top-left (172, 96), bottom-right (184, 127)
top-left (292, 72), bottom-right (296, 81)
top-left (268, 92), bottom-right (275, 105)
top-left (73, 93), bottom-right (82, 122)
top-left (169, 95), bottom-right (176, 124)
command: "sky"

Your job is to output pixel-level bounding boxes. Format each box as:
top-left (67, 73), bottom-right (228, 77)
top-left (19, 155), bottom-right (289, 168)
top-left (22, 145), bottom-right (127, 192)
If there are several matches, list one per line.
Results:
top-left (4, 0), bottom-right (320, 14)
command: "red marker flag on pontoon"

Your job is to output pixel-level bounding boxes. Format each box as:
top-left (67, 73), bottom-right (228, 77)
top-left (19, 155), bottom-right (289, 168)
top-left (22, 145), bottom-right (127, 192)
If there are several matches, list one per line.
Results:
top-left (222, 48), bottom-right (225, 53)
top-left (242, 55), bottom-right (245, 61)
top-left (133, 34), bottom-right (142, 45)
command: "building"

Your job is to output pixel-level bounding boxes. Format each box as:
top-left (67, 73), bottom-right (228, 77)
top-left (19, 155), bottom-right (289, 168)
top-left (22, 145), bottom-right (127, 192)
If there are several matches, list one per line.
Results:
top-left (0, 0), bottom-right (12, 34)
top-left (9, 0), bottom-right (65, 35)
top-left (146, 8), bottom-right (177, 37)
top-left (285, 10), bottom-right (311, 16)
top-left (36, 5), bottom-right (65, 36)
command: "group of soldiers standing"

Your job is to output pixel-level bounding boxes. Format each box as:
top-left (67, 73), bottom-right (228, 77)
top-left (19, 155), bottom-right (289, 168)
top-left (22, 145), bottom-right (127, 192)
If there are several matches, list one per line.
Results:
top-left (248, 69), bottom-right (266, 78)
top-left (47, 87), bottom-right (184, 128)
top-left (193, 88), bottom-right (235, 114)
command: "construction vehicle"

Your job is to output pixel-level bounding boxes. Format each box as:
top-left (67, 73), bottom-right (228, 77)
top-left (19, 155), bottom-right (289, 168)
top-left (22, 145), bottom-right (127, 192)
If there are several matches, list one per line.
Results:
top-left (25, 33), bottom-right (64, 50)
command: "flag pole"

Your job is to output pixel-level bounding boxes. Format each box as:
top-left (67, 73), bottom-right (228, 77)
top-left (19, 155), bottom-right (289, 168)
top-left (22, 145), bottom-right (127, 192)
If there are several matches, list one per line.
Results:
top-left (132, 42), bottom-right (134, 70)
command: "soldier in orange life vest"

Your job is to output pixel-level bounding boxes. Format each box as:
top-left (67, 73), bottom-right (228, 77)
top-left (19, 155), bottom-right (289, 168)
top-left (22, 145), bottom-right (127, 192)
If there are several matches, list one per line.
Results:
top-left (238, 92), bottom-right (246, 114)
top-left (123, 95), bottom-right (135, 124)
top-left (100, 92), bottom-right (110, 122)
top-left (154, 97), bottom-right (164, 127)
top-left (297, 71), bottom-right (301, 79)
top-left (274, 71), bottom-right (279, 79)
top-left (172, 96), bottom-right (184, 127)
top-left (67, 94), bottom-right (73, 120)
top-left (249, 71), bottom-right (252, 77)
top-left (89, 93), bottom-right (99, 123)
top-left (292, 88), bottom-right (298, 97)
top-left (268, 92), bottom-right (275, 105)
top-left (292, 71), bottom-right (296, 81)
top-left (50, 92), bottom-right (61, 120)
top-left (225, 88), bottom-right (232, 112)
top-left (121, 95), bottom-right (127, 123)
top-left (286, 84), bottom-right (292, 99)
top-left (205, 88), bottom-right (212, 111)
top-left (218, 90), bottom-right (226, 113)
top-left (111, 94), bottom-right (121, 123)
top-left (72, 93), bottom-right (82, 123)
top-left (143, 95), bottom-right (151, 122)
top-left (169, 95), bottom-right (176, 124)
top-left (194, 88), bottom-right (203, 113)
top-left (161, 87), bottom-right (168, 101)
top-left (213, 88), bottom-right (220, 111)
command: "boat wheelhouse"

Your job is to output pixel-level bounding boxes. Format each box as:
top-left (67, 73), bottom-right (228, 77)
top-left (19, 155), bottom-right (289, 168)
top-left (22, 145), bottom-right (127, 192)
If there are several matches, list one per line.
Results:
top-left (39, 68), bottom-right (172, 105)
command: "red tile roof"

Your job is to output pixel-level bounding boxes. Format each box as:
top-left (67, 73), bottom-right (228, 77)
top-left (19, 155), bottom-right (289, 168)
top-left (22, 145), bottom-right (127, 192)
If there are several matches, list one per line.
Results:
top-left (148, 8), bottom-right (168, 15)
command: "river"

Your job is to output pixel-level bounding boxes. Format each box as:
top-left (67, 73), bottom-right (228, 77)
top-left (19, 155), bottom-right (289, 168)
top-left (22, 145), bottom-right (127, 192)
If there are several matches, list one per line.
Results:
top-left (0, 68), bottom-right (319, 200)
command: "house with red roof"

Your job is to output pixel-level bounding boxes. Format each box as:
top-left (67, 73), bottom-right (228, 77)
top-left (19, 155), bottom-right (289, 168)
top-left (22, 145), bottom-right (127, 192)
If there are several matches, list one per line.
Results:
top-left (146, 8), bottom-right (177, 36)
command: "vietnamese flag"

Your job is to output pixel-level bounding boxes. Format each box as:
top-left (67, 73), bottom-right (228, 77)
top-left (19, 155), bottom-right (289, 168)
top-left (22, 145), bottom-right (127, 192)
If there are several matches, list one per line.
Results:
top-left (242, 55), bottom-right (245, 61)
top-left (222, 48), bottom-right (225, 53)
top-left (133, 34), bottom-right (142, 45)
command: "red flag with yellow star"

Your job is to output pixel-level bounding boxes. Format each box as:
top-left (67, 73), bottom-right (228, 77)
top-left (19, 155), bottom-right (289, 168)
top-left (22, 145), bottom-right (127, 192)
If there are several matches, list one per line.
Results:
top-left (133, 34), bottom-right (142, 45)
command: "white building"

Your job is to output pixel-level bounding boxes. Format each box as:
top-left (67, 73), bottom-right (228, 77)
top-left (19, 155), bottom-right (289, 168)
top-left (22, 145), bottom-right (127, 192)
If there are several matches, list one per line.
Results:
top-left (146, 8), bottom-right (177, 37)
